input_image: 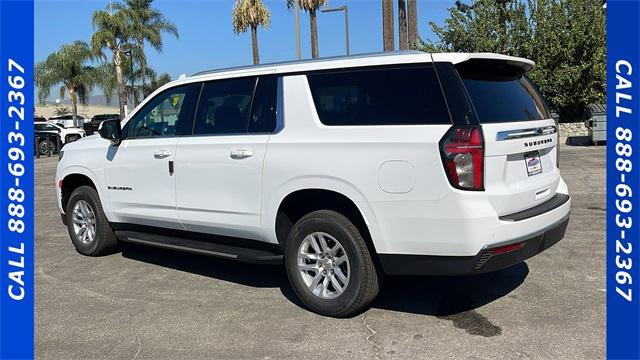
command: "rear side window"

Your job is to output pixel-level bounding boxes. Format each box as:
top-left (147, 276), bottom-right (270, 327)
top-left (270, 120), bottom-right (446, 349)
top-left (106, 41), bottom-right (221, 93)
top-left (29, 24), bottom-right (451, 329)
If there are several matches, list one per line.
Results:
top-left (307, 66), bottom-right (451, 126)
top-left (193, 77), bottom-right (256, 135)
top-left (457, 60), bottom-right (551, 123)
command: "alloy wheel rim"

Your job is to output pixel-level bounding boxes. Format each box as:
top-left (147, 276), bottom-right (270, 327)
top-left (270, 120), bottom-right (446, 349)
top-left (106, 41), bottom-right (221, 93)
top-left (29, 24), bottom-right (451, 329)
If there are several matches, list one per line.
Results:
top-left (297, 232), bottom-right (350, 299)
top-left (72, 200), bottom-right (96, 245)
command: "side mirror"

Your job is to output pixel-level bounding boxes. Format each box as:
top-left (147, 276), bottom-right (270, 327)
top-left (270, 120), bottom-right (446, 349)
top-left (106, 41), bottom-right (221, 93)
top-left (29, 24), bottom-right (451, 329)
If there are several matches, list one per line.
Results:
top-left (98, 119), bottom-right (122, 146)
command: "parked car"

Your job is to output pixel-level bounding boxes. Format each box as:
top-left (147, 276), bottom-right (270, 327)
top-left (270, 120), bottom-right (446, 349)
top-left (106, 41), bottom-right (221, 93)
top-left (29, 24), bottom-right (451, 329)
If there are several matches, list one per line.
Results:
top-left (34, 115), bottom-right (47, 122)
top-left (34, 128), bottom-right (62, 155)
top-left (48, 114), bottom-right (88, 129)
top-left (55, 51), bottom-right (570, 317)
top-left (35, 121), bottom-right (85, 145)
top-left (83, 114), bottom-right (121, 135)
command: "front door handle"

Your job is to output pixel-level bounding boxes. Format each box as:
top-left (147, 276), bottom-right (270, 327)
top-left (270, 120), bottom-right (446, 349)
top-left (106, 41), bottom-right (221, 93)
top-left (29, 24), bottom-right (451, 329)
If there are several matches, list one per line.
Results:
top-left (154, 150), bottom-right (172, 159)
top-left (230, 149), bottom-right (254, 160)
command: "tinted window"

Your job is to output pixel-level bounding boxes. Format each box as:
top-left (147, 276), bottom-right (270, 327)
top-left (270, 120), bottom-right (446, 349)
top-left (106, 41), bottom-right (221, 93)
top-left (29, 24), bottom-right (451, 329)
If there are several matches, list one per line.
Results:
top-left (248, 76), bottom-right (277, 133)
top-left (35, 123), bottom-right (57, 131)
top-left (457, 61), bottom-right (551, 123)
top-left (307, 66), bottom-right (451, 126)
top-left (194, 77), bottom-right (256, 135)
top-left (128, 85), bottom-right (191, 138)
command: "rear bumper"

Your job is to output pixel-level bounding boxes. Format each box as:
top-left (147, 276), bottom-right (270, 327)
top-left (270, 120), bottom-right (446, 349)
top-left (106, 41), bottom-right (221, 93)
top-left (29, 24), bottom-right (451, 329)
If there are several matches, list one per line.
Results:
top-left (379, 213), bottom-right (569, 276)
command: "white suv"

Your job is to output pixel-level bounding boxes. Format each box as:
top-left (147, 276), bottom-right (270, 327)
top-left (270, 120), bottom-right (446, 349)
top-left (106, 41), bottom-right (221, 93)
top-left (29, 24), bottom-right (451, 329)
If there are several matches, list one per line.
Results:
top-left (56, 51), bottom-right (570, 317)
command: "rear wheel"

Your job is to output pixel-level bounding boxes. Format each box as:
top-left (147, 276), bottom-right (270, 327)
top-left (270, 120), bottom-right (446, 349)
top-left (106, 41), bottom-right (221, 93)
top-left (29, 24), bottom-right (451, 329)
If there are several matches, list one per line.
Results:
top-left (65, 186), bottom-right (118, 256)
top-left (285, 210), bottom-right (379, 317)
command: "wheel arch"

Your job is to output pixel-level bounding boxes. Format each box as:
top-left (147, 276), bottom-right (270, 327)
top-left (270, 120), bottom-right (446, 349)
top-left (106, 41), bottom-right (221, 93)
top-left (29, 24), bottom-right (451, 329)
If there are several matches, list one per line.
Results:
top-left (60, 173), bottom-right (97, 213)
top-left (273, 188), bottom-right (380, 262)
top-left (58, 166), bottom-right (111, 218)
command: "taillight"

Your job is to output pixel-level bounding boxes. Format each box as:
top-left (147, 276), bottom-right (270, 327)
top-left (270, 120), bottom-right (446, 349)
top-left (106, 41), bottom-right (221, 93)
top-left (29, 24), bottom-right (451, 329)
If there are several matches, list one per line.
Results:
top-left (439, 126), bottom-right (484, 190)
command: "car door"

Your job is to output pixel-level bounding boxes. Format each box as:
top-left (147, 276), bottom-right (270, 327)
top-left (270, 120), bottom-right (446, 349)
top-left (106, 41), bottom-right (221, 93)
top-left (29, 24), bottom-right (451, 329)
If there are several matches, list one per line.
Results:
top-left (175, 75), bottom-right (278, 240)
top-left (104, 84), bottom-right (199, 229)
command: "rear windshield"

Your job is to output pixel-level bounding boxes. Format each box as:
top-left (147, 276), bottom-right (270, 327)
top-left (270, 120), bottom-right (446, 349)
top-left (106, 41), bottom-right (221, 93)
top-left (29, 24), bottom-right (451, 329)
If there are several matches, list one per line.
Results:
top-left (307, 66), bottom-right (451, 126)
top-left (457, 61), bottom-right (551, 123)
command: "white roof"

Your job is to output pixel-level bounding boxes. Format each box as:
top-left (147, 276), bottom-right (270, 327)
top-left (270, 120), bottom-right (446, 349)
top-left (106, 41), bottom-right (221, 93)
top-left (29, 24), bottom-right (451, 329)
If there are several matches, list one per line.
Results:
top-left (182, 51), bottom-right (534, 84)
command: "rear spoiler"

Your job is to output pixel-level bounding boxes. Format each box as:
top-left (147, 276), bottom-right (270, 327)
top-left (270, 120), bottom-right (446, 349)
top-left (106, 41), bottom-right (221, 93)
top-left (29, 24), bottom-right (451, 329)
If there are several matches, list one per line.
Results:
top-left (430, 53), bottom-right (535, 72)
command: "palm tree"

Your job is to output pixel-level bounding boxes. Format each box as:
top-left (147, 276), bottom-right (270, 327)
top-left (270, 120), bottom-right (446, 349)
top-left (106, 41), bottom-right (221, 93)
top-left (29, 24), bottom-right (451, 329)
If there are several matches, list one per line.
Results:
top-left (34, 41), bottom-right (100, 120)
top-left (146, 72), bottom-right (171, 95)
top-left (398, 0), bottom-right (408, 50)
top-left (117, 0), bottom-right (178, 100)
top-left (96, 63), bottom-right (117, 106)
top-left (382, 0), bottom-right (394, 51)
top-left (407, 0), bottom-right (418, 48)
top-left (232, 0), bottom-right (271, 65)
top-left (288, 0), bottom-right (327, 58)
top-left (91, 5), bottom-right (134, 117)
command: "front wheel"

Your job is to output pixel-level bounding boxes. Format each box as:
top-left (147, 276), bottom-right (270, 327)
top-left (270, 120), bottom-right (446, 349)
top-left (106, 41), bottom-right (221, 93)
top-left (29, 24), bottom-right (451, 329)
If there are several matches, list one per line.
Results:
top-left (65, 186), bottom-right (118, 256)
top-left (285, 210), bottom-right (380, 317)
top-left (38, 139), bottom-right (56, 155)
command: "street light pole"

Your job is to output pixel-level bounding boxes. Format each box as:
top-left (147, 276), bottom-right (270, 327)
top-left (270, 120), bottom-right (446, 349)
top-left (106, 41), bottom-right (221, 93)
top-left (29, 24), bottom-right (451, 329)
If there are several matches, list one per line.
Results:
top-left (321, 5), bottom-right (350, 56)
top-left (124, 50), bottom-right (135, 107)
top-left (294, 0), bottom-right (301, 60)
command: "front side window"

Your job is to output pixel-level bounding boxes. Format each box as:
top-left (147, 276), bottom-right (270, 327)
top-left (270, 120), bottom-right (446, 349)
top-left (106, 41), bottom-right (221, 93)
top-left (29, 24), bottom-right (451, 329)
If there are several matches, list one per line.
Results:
top-left (248, 75), bottom-right (277, 133)
top-left (193, 77), bottom-right (256, 135)
top-left (307, 66), bottom-right (451, 126)
top-left (127, 85), bottom-right (190, 138)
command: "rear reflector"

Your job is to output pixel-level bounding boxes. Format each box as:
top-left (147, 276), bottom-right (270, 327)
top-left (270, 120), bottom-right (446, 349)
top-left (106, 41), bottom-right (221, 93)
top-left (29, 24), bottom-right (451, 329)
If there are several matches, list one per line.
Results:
top-left (439, 126), bottom-right (484, 190)
top-left (490, 242), bottom-right (525, 255)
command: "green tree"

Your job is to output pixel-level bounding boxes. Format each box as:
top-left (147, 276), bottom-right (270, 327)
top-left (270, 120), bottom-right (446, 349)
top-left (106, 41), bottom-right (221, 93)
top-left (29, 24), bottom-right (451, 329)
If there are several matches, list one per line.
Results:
top-left (117, 0), bottom-right (178, 100)
top-left (288, 0), bottom-right (328, 58)
top-left (91, 5), bottom-right (134, 117)
top-left (232, 0), bottom-right (271, 65)
top-left (34, 41), bottom-right (100, 120)
top-left (96, 63), bottom-right (118, 106)
top-left (424, 0), bottom-right (605, 120)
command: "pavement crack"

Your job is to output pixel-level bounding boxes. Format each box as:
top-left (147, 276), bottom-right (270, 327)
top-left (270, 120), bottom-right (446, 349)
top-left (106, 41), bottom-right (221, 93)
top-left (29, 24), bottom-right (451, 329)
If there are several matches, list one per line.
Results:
top-left (362, 312), bottom-right (383, 360)
top-left (130, 336), bottom-right (141, 360)
top-left (36, 267), bottom-right (157, 306)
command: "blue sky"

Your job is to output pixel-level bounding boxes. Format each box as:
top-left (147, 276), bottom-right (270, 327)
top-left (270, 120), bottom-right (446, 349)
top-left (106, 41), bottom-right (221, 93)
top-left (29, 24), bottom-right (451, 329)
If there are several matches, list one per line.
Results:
top-left (35, 0), bottom-right (454, 93)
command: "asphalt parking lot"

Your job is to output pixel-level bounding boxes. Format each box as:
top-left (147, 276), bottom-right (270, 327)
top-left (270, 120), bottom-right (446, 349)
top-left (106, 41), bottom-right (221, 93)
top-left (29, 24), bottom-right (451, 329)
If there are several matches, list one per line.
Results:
top-left (35, 143), bottom-right (605, 360)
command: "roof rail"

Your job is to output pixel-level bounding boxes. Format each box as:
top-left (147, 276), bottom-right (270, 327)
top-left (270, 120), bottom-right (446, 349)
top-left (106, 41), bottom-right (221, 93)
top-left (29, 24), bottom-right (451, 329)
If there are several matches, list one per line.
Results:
top-left (191, 50), bottom-right (425, 77)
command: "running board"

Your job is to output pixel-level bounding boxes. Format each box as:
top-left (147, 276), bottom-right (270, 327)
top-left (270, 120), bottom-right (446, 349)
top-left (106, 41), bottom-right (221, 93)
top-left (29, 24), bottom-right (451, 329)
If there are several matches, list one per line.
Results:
top-left (115, 231), bottom-right (283, 264)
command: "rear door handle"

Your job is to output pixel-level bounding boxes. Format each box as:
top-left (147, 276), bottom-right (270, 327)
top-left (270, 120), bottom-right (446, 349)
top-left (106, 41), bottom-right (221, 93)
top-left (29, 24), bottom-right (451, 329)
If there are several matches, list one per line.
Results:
top-left (230, 149), bottom-right (254, 160)
top-left (154, 150), bottom-right (172, 159)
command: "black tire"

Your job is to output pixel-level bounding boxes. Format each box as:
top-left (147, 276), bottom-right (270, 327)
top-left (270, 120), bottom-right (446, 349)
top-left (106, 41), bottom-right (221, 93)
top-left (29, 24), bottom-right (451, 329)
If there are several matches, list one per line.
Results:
top-left (285, 210), bottom-right (380, 317)
top-left (38, 139), bottom-right (55, 155)
top-left (65, 185), bottom-right (118, 256)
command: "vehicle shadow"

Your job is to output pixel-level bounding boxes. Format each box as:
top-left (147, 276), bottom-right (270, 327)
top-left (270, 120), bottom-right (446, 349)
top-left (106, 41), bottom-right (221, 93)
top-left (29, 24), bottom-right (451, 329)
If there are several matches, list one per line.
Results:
top-left (372, 263), bottom-right (529, 316)
top-left (120, 243), bottom-right (528, 317)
